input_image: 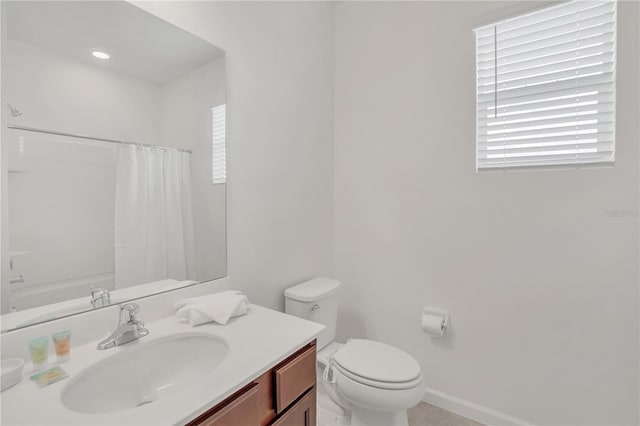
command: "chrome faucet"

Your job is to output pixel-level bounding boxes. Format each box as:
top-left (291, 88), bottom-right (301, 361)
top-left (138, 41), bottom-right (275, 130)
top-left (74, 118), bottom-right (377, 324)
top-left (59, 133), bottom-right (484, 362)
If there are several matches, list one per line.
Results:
top-left (97, 303), bottom-right (149, 350)
top-left (91, 287), bottom-right (111, 308)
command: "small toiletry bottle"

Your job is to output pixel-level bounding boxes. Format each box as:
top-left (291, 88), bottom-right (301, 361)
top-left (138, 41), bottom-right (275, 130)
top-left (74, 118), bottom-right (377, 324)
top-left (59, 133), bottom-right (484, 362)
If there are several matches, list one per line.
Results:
top-left (51, 331), bottom-right (71, 363)
top-left (28, 337), bottom-right (49, 371)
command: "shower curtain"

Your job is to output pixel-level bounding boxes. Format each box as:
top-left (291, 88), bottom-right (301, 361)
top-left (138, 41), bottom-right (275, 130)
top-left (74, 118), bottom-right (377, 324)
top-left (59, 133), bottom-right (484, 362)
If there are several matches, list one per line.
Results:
top-left (114, 145), bottom-right (197, 289)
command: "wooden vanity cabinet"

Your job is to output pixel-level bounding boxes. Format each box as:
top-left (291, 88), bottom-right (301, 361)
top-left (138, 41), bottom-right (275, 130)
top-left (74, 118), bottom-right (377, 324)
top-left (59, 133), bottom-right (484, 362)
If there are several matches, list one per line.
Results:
top-left (193, 384), bottom-right (261, 426)
top-left (270, 388), bottom-right (316, 426)
top-left (187, 340), bottom-right (317, 426)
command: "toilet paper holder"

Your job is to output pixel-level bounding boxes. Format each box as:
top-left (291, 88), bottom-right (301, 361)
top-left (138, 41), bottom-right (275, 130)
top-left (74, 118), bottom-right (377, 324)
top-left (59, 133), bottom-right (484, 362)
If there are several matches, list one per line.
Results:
top-left (422, 307), bottom-right (450, 332)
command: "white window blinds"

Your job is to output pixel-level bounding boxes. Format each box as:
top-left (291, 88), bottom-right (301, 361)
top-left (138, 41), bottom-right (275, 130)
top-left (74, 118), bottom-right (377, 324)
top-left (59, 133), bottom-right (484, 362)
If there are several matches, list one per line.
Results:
top-left (475, 1), bottom-right (616, 170)
top-left (212, 103), bottom-right (226, 184)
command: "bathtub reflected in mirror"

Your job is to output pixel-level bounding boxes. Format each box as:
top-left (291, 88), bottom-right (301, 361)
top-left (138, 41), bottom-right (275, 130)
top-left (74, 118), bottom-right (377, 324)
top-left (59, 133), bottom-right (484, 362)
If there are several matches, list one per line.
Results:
top-left (0, 1), bottom-right (227, 332)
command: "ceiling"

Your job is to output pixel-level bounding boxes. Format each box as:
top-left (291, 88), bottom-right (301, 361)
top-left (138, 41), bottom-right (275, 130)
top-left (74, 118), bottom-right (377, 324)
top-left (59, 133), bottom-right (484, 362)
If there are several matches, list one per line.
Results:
top-left (6, 1), bottom-right (225, 85)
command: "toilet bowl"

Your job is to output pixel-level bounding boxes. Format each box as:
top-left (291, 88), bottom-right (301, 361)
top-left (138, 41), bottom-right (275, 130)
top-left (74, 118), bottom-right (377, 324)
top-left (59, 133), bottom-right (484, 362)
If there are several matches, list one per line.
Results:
top-left (321, 339), bottom-right (425, 426)
top-left (285, 278), bottom-right (426, 426)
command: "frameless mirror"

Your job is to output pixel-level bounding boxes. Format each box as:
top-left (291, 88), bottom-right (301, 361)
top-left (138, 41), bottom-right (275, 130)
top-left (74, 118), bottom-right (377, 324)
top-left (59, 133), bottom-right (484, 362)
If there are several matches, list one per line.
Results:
top-left (0, 1), bottom-right (227, 331)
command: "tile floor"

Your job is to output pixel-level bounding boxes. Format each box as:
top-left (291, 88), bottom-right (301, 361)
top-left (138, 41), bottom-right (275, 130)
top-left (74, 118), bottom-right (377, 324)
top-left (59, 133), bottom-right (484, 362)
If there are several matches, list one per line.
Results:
top-left (408, 402), bottom-right (484, 426)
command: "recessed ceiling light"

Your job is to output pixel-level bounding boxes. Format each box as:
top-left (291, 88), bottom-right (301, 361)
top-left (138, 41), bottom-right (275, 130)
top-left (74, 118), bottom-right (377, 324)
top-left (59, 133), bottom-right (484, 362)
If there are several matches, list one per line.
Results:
top-left (92, 51), bottom-right (110, 60)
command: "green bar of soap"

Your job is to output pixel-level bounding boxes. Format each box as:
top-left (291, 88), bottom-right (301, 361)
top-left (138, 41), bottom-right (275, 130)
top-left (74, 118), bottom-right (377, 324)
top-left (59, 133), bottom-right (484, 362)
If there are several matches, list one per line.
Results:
top-left (30, 366), bottom-right (68, 388)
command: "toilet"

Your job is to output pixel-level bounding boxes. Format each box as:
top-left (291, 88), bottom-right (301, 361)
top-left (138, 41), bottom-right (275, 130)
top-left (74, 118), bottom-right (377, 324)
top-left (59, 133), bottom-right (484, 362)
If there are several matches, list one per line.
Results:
top-left (285, 278), bottom-right (426, 426)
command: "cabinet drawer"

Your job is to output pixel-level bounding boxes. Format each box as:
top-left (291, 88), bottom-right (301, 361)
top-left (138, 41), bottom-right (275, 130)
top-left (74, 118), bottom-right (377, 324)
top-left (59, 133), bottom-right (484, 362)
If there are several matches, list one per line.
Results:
top-left (189, 383), bottom-right (260, 426)
top-left (271, 387), bottom-right (316, 426)
top-left (274, 343), bottom-right (316, 413)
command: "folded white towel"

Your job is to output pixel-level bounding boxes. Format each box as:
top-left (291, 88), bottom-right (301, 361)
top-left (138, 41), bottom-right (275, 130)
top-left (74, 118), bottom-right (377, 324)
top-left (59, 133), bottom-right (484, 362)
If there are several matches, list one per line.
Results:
top-left (175, 290), bottom-right (250, 326)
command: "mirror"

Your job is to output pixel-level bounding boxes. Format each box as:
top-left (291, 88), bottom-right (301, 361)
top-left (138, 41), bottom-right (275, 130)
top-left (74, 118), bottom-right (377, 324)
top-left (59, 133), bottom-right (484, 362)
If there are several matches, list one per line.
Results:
top-left (0, 1), bottom-right (227, 331)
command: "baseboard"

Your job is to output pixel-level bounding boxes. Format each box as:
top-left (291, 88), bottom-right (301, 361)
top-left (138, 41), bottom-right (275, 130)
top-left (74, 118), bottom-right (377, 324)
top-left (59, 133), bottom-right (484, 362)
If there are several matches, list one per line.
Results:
top-left (422, 386), bottom-right (532, 426)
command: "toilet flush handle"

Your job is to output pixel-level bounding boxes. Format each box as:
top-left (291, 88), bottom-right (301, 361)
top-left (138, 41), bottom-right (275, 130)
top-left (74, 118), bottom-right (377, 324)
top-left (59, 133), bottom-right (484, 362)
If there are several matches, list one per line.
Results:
top-left (311, 304), bottom-right (320, 312)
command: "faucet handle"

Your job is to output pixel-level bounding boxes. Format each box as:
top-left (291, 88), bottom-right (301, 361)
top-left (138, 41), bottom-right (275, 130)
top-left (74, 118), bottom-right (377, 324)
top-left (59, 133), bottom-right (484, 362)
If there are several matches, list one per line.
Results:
top-left (91, 286), bottom-right (106, 297)
top-left (91, 287), bottom-right (111, 308)
top-left (120, 303), bottom-right (141, 324)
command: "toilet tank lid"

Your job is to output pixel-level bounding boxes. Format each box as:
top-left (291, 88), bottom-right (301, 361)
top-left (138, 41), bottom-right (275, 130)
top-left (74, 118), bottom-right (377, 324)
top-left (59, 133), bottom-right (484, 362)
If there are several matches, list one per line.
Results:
top-left (285, 277), bottom-right (341, 302)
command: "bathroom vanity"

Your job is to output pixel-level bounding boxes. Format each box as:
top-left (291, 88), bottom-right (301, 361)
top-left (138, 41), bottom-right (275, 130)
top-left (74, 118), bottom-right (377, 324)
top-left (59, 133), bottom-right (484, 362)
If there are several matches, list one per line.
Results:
top-left (188, 341), bottom-right (317, 426)
top-left (0, 300), bottom-right (324, 425)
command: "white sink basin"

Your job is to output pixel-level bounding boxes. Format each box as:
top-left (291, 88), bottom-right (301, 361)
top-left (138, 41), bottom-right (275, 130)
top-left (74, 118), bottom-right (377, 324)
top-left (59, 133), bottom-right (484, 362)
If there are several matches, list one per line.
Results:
top-left (61, 333), bottom-right (228, 414)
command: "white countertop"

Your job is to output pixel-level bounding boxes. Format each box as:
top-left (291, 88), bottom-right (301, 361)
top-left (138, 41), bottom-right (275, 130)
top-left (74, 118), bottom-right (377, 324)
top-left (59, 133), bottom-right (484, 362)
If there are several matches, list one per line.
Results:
top-left (0, 304), bottom-right (324, 425)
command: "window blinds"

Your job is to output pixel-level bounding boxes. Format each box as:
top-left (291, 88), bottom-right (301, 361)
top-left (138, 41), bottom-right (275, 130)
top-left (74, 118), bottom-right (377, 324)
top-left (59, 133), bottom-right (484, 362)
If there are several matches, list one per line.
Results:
top-left (475, 1), bottom-right (616, 170)
top-left (212, 103), bottom-right (226, 184)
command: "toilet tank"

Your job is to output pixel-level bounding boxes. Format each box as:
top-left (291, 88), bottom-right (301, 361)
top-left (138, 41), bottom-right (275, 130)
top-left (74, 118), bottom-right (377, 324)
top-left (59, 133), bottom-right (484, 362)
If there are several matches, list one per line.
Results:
top-left (284, 278), bottom-right (341, 350)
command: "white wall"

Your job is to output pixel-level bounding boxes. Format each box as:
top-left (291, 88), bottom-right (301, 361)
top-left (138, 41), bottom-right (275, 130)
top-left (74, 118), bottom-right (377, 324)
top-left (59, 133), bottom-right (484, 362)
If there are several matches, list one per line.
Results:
top-left (334, 2), bottom-right (639, 425)
top-left (159, 57), bottom-right (227, 282)
top-left (1, 4), bottom-right (9, 314)
top-left (135, 1), bottom-right (335, 310)
top-left (3, 39), bottom-right (162, 143)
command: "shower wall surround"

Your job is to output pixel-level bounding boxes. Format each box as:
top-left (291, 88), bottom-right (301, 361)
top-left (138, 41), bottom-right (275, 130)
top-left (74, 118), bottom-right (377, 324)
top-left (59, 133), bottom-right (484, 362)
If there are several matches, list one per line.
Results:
top-left (0, 1), bottom-right (227, 329)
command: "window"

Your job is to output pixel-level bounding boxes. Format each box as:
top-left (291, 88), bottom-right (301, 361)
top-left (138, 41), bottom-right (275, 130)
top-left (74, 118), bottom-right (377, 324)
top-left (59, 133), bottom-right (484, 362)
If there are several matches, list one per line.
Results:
top-left (212, 103), bottom-right (226, 184)
top-left (475, 1), bottom-right (616, 170)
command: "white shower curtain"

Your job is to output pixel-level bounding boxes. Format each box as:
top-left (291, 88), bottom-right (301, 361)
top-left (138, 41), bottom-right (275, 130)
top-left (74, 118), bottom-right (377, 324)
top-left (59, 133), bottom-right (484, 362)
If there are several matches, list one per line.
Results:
top-left (114, 145), bottom-right (197, 289)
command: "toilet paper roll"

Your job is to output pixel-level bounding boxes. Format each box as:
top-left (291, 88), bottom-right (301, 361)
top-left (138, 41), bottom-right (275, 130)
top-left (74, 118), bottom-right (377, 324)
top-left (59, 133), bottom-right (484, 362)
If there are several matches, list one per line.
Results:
top-left (421, 314), bottom-right (445, 337)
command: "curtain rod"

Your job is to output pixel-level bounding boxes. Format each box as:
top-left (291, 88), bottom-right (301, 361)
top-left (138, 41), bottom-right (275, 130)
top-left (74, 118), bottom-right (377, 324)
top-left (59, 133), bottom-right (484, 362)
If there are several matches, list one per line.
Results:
top-left (6, 125), bottom-right (192, 154)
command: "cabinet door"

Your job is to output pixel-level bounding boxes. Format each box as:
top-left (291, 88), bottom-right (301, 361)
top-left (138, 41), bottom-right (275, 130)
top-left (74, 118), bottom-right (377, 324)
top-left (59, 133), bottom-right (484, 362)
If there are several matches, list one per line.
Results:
top-left (274, 343), bottom-right (316, 413)
top-left (192, 383), bottom-right (260, 426)
top-left (271, 387), bottom-right (316, 426)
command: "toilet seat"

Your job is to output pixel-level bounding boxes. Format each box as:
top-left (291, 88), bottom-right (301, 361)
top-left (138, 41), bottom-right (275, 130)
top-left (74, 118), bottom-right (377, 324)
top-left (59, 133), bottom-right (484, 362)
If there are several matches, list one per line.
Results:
top-left (335, 368), bottom-right (426, 414)
top-left (332, 362), bottom-right (423, 390)
top-left (330, 339), bottom-right (423, 390)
